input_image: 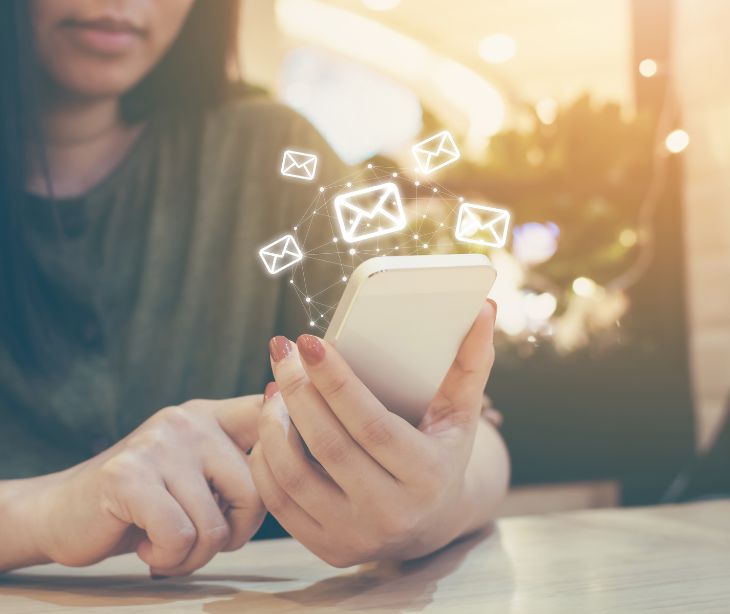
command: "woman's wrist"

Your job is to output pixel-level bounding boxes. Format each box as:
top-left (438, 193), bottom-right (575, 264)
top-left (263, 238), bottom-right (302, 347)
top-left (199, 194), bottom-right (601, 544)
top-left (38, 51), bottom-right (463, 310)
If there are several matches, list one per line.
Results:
top-left (454, 419), bottom-right (509, 538)
top-left (0, 475), bottom-right (57, 571)
top-left (392, 420), bottom-right (507, 561)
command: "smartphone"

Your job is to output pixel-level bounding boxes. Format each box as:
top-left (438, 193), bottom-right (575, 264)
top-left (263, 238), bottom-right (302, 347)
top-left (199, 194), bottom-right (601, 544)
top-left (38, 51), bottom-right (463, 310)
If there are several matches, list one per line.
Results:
top-left (324, 254), bottom-right (497, 425)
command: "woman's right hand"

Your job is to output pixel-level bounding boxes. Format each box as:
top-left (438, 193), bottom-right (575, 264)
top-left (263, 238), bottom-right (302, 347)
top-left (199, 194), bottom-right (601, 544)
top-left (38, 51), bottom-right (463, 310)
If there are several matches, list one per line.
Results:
top-left (26, 396), bottom-right (265, 577)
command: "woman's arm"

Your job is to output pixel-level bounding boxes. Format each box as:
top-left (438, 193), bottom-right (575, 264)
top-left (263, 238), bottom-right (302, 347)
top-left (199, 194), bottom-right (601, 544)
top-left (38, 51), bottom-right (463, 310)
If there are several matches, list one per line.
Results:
top-left (0, 396), bottom-right (265, 575)
top-left (450, 417), bottom-right (510, 538)
top-left (0, 475), bottom-right (54, 571)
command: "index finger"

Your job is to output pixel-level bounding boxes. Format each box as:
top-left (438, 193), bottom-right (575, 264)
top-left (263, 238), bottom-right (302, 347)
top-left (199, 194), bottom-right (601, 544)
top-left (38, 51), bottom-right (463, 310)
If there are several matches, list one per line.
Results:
top-left (202, 439), bottom-right (266, 552)
top-left (125, 483), bottom-right (196, 570)
top-left (207, 395), bottom-right (263, 452)
top-left (295, 334), bottom-right (432, 482)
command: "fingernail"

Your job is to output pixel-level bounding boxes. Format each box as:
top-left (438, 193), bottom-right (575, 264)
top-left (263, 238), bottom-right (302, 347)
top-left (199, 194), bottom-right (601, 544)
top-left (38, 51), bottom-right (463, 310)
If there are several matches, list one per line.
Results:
top-left (269, 336), bottom-right (293, 362)
top-left (297, 334), bottom-right (325, 366)
top-left (487, 298), bottom-right (498, 321)
top-left (264, 381), bottom-right (279, 400)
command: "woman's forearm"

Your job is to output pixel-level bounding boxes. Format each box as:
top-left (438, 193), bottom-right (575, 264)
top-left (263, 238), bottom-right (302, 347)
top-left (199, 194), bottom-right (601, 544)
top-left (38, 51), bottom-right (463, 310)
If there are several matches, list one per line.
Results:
top-left (0, 476), bottom-right (54, 572)
top-left (456, 418), bottom-right (510, 537)
top-left (0, 422), bottom-right (509, 571)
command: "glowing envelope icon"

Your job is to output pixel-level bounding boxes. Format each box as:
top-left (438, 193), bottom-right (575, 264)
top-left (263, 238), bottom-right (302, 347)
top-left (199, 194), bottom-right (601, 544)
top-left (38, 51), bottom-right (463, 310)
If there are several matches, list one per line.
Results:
top-left (334, 182), bottom-right (406, 244)
top-left (412, 130), bottom-right (460, 175)
top-left (455, 202), bottom-right (511, 248)
top-left (280, 149), bottom-right (318, 181)
top-left (259, 234), bottom-right (304, 275)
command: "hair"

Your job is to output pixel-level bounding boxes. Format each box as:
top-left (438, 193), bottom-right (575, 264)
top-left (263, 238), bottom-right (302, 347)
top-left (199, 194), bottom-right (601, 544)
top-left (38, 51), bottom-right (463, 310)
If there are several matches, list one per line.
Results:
top-left (0, 0), bottom-right (242, 370)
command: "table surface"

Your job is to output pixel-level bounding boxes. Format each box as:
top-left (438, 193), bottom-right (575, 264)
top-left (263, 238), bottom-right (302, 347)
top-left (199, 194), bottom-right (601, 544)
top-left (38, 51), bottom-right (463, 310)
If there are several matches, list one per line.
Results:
top-left (2, 500), bottom-right (729, 613)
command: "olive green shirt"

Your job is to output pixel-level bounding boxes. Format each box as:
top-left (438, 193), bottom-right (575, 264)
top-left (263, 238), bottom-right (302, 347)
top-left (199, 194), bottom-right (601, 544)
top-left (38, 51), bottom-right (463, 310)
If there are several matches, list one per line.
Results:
top-left (0, 97), bottom-right (346, 491)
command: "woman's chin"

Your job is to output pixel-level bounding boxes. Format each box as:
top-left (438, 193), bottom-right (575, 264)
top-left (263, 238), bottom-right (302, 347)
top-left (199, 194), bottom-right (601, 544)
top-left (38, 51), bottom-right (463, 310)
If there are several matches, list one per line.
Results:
top-left (46, 66), bottom-right (145, 103)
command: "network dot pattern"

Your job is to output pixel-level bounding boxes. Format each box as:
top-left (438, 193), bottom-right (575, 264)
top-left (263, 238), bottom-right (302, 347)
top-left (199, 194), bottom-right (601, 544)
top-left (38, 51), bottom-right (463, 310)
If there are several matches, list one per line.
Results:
top-left (281, 163), bottom-right (487, 333)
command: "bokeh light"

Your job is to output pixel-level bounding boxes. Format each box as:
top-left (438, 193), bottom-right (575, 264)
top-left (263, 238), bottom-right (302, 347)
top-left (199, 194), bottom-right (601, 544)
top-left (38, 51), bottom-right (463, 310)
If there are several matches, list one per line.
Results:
top-left (665, 129), bottom-right (690, 154)
top-left (525, 292), bottom-right (558, 323)
top-left (619, 228), bottom-right (638, 247)
top-left (478, 34), bottom-right (517, 63)
top-left (535, 98), bottom-right (558, 124)
top-left (572, 276), bottom-right (599, 298)
top-left (513, 222), bottom-right (560, 265)
top-left (638, 58), bottom-right (657, 77)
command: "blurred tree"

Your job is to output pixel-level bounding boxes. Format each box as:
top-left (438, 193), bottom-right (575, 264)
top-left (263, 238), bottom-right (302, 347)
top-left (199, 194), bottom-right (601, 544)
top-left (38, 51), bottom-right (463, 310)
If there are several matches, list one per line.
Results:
top-left (448, 94), bottom-right (656, 286)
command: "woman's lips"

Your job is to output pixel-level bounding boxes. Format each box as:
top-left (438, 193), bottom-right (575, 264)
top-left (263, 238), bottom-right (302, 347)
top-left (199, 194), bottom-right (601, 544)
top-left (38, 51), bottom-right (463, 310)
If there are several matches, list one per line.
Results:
top-left (61, 17), bottom-right (145, 55)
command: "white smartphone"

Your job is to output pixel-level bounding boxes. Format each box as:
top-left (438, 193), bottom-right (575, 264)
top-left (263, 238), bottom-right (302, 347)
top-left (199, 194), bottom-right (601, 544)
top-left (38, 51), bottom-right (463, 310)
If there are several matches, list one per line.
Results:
top-left (324, 254), bottom-right (497, 425)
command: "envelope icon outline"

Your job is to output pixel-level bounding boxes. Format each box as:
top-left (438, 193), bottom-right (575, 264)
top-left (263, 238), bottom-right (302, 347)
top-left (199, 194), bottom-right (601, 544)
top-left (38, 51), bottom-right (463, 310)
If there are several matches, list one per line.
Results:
top-left (259, 234), bottom-right (304, 275)
top-left (412, 130), bottom-right (460, 175)
top-left (280, 149), bottom-right (318, 181)
top-left (455, 203), bottom-right (511, 248)
top-left (334, 182), bottom-right (406, 244)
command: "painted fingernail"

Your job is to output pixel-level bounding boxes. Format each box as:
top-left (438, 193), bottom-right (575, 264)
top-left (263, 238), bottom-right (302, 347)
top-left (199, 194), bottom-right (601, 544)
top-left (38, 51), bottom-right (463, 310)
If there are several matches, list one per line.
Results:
top-left (297, 334), bottom-right (325, 365)
top-left (264, 381), bottom-right (279, 400)
top-left (269, 336), bottom-right (293, 362)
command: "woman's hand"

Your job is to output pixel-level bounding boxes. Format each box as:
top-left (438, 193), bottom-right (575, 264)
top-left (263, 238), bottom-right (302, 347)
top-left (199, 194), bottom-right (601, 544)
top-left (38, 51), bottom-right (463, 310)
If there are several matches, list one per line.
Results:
top-left (250, 300), bottom-right (509, 567)
top-left (5, 396), bottom-right (265, 576)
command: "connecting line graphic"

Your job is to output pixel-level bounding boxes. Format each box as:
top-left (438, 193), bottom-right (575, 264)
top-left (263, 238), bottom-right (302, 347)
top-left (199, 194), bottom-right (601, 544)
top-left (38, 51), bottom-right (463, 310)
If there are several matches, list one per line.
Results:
top-left (284, 164), bottom-right (471, 333)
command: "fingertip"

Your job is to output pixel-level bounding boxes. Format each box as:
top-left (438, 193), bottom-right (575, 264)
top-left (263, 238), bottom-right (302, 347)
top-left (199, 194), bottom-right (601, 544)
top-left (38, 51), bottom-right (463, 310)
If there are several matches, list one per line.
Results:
top-left (137, 539), bottom-right (180, 570)
top-left (467, 300), bottom-right (496, 339)
top-left (296, 334), bottom-right (325, 366)
top-left (259, 392), bottom-right (290, 432)
top-left (264, 381), bottom-right (279, 401)
top-left (149, 566), bottom-right (190, 579)
top-left (486, 298), bottom-right (498, 321)
top-left (149, 571), bottom-right (169, 580)
top-left (223, 505), bottom-right (267, 552)
top-left (480, 300), bottom-right (497, 339)
top-left (137, 539), bottom-right (154, 566)
top-left (269, 336), bottom-right (294, 363)
top-left (458, 299), bottom-right (497, 360)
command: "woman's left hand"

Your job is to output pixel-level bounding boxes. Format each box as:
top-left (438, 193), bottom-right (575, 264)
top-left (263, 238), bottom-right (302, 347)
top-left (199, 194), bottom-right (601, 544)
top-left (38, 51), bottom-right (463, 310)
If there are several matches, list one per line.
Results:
top-left (249, 301), bottom-right (503, 567)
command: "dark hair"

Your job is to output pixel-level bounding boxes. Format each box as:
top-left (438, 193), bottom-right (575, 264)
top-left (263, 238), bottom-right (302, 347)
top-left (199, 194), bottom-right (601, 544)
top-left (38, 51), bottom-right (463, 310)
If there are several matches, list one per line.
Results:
top-left (0, 0), bottom-right (241, 370)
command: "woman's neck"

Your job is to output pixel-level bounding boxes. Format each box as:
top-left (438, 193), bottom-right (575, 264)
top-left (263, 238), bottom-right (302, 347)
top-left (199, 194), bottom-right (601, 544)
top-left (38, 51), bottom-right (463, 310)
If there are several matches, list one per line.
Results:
top-left (27, 95), bottom-right (144, 199)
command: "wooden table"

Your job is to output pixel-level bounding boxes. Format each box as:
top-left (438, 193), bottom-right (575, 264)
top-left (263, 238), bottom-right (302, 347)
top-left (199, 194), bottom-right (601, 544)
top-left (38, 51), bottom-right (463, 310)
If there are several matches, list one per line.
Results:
top-left (2, 501), bottom-right (729, 613)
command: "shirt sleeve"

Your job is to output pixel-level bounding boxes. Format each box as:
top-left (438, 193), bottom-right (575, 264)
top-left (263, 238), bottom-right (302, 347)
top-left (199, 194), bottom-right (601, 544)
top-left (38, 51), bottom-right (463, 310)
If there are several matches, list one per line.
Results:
top-left (0, 398), bottom-right (84, 478)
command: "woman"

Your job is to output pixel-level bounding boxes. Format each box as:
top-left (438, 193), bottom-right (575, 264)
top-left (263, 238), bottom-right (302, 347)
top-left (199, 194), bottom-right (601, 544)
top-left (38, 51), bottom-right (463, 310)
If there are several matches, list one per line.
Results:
top-left (0, 0), bottom-right (509, 577)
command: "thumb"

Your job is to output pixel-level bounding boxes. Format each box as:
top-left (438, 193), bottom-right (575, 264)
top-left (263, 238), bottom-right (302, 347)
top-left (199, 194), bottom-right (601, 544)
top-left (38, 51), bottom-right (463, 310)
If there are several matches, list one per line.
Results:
top-left (421, 300), bottom-right (497, 432)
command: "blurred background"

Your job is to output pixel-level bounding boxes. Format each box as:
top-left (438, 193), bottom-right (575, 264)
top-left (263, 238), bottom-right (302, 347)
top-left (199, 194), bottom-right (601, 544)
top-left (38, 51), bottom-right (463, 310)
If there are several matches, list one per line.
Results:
top-left (240, 0), bottom-right (730, 513)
